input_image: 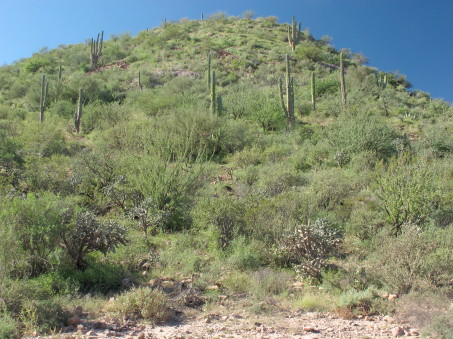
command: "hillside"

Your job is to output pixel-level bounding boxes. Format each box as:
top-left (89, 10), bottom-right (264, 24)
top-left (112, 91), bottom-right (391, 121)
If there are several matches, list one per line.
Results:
top-left (0, 14), bottom-right (452, 338)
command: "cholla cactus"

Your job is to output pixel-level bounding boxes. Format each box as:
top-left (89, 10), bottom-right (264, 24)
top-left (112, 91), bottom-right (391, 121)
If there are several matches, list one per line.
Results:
top-left (278, 219), bottom-right (342, 280)
top-left (60, 211), bottom-right (128, 269)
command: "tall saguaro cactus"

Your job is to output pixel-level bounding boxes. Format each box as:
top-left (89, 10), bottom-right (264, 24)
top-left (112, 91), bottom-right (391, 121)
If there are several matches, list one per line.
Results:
top-left (39, 74), bottom-right (49, 122)
top-left (288, 16), bottom-right (301, 52)
top-left (90, 31), bottom-right (104, 70)
top-left (311, 71), bottom-right (316, 111)
top-left (210, 70), bottom-right (216, 114)
top-left (74, 88), bottom-right (83, 133)
top-left (279, 54), bottom-right (295, 128)
top-left (340, 52), bottom-right (347, 107)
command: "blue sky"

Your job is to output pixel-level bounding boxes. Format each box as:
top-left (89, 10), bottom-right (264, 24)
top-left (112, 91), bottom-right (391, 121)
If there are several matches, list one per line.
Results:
top-left (1, 0), bottom-right (452, 102)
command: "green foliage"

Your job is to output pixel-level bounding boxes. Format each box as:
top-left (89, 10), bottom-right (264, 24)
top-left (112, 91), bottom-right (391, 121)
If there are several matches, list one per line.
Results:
top-left (0, 14), bottom-right (451, 331)
top-left (0, 193), bottom-right (68, 277)
top-left (372, 224), bottom-right (453, 293)
top-left (0, 313), bottom-right (19, 338)
top-left (23, 55), bottom-right (53, 73)
top-left (20, 298), bottom-right (69, 334)
top-left (372, 154), bottom-right (446, 235)
top-left (112, 287), bottom-right (172, 323)
top-left (192, 195), bottom-right (246, 248)
top-left (327, 111), bottom-right (400, 160)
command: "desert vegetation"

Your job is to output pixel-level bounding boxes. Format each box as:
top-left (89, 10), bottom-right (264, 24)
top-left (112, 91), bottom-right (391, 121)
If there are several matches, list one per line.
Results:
top-left (0, 13), bottom-right (452, 338)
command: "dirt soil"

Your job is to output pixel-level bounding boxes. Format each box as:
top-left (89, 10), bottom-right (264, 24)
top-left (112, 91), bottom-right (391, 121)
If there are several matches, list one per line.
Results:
top-left (41, 307), bottom-right (418, 339)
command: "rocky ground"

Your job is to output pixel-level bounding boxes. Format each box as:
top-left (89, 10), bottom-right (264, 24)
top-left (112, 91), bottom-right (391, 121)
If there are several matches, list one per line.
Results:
top-left (33, 278), bottom-right (421, 339)
top-left (39, 309), bottom-right (420, 339)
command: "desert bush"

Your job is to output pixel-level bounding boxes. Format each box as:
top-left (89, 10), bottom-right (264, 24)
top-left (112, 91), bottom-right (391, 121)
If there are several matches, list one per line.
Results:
top-left (125, 154), bottom-right (204, 232)
top-left (19, 120), bottom-right (69, 157)
top-left (326, 111), bottom-right (400, 160)
top-left (337, 287), bottom-right (381, 315)
top-left (226, 237), bottom-right (267, 270)
top-left (20, 298), bottom-right (70, 335)
top-left (61, 260), bottom-right (126, 293)
top-left (244, 191), bottom-right (300, 244)
top-left (371, 224), bottom-right (453, 294)
top-left (372, 154), bottom-right (445, 235)
top-left (0, 193), bottom-right (69, 277)
top-left (0, 313), bottom-right (19, 338)
top-left (82, 101), bottom-right (130, 133)
top-left (112, 287), bottom-right (172, 323)
top-left (250, 267), bottom-right (293, 296)
top-left (192, 195), bottom-right (246, 248)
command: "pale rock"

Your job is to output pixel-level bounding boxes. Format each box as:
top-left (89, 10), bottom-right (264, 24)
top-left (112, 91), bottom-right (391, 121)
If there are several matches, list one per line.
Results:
top-left (303, 326), bottom-right (317, 332)
top-left (392, 327), bottom-right (405, 337)
top-left (388, 294), bottom-right (398, 301)
top-left (411, 329), bottom-right (420, 336)
top-left (384, 315), bottom-right (395, 323)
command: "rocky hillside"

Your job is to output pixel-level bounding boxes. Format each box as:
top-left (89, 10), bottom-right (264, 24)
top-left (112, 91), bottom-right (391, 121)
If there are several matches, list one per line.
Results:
top-left (0, 14), bottom-right (452, 338)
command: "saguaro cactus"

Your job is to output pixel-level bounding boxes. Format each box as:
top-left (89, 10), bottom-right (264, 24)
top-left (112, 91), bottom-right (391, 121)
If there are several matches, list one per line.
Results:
top-left (138, 71), bottom-right (143, 90)
top-left (375, 72), bottom-right (388, 89)
top-left (74, 88), bottom-right (83, 133)
top-left (90, 31), bottom-right (104, 70)
top-left (279, 54), bottom-right (295, 128)
top-left (39, 74), bottom-right (49, 122)
top-left (340, 52), bottom-right (347, 107)
top-left (210, 70), bottom-right (216, 114)
top-left (288, 16), bottom-right (301, 52)
top-left (311, 71), bottom-right (316, 111)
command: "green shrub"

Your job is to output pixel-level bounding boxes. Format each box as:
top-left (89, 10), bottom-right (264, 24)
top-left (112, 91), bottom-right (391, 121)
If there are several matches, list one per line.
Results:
top-left (61, 260), bottom-right (126, 293)
top-left (226, 237), bottom-right (266, 270)
top-left (326, 111), bottom-right (400, 160)
top-left (371, 224), bottom-right (453, 294)
top-left (0, 193), bottom-right (69, 277)
top-left (0, 313), bottom-right (19, 338)
top-left (192, 195), bottom-right (246, 248)
top-left (112, 288), bottom-right (172, 323)
top-left (20, 298), bottom-right (69, 335)
top-left (372, 154), bottom-right (445, 235)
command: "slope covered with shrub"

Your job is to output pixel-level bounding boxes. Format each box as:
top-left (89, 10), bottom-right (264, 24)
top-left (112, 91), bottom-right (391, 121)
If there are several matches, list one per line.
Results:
top-left (0, 13), bottom-right (452, 337)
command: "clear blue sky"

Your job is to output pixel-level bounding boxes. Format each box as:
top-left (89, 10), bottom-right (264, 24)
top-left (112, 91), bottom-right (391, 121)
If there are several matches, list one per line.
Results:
top-left (1, 0), bottom-right (452, 102)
